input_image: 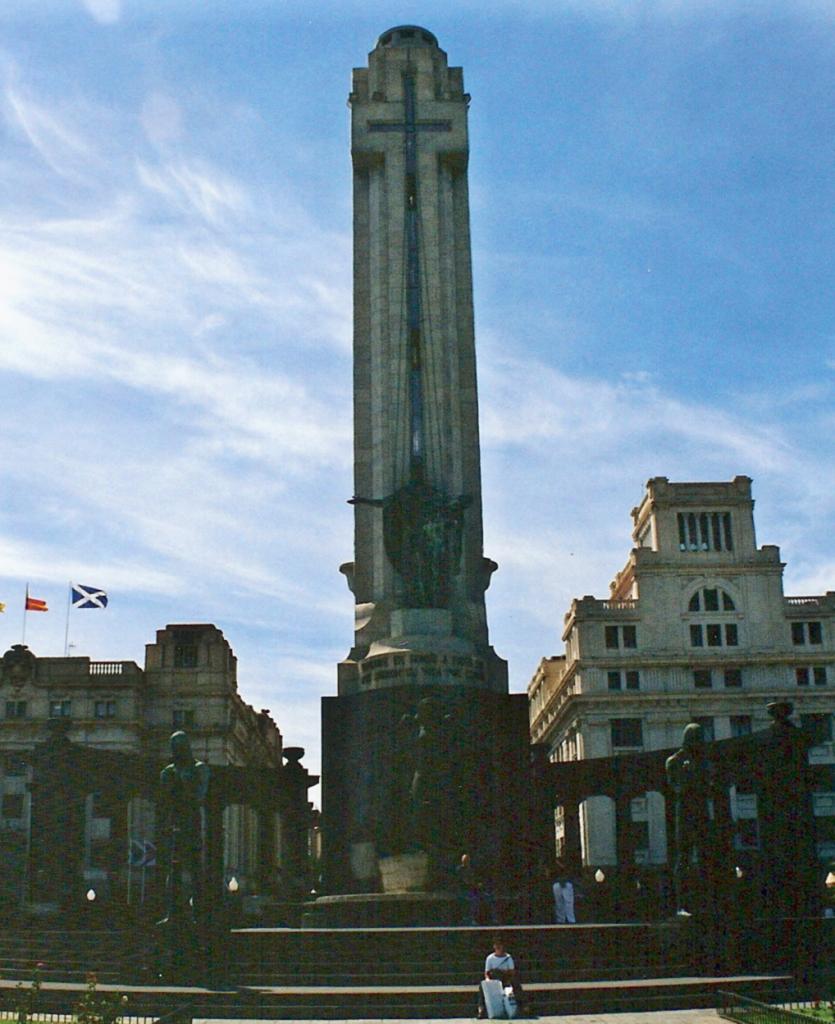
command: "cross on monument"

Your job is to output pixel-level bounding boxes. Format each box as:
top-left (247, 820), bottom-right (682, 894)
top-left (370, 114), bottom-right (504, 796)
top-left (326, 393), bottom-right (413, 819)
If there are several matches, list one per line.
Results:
top-left (370, 73), bottom-right (452, 478)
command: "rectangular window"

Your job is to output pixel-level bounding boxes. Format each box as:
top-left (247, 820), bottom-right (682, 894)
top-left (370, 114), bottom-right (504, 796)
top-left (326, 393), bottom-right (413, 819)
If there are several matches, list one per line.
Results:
top-left (725, 623), bottom-right (738, 646)
top-left (690, 624), bottom-right (704, 647)
top-left (707, 624), bottom-right (722, 647)
top-left (49, 699), bottom-right (71, 719)
top-left (4, 700), bottom-right (27, 719)
top-left (792, 622), bottom-right (806, 645)
top-left (731, 715), bottom-right (752, 738)
top-left (801, 714), bottom-right (833, 742)
top-left (4, 757), bottom-right (27, 777)
top-left (94, 700), bottom-right (116, 719)
top-left (622, 625), bottom-right (637, 649)
top-left (174, 644), bottom-right (198, 668)
top-left (607, 671), bottom-right (622, 691)
top-left (611, 718), bottom-right (643, 748)
top-left (172, 708), bottom-right (195, 729)
top-left (809, 622), bottom-right (823, 645)
top-left (723, 513), bottom-right (733, 551)
top-left (813, 666), bottom-right (827, 686)
top-left (694, 669), bottom-right (712, 689)
top-left (1, 793), bottom-right (25, 819)
top-left (687, 513), bottom-right (698, 551)
top-left (677, 511), bottom-right (732, 552)
top-left (625, 670), bottom-right (640, 690)
top-left (704, 588), bottom-right (719, 612)
top-left (796, 667), bottom-right (810, 686)
top-left (734, 818), bottom-right (759, 851)
top-left (698, 514), bottom-right (709, 550)
top-left (724, 668), bottom-right (743, 688)
top-left (694, 716), bottom-right (715, 742)
top-left (605, 626), bottom-right (619, 649)
top-left (711, 512), bottom-right (722, 552)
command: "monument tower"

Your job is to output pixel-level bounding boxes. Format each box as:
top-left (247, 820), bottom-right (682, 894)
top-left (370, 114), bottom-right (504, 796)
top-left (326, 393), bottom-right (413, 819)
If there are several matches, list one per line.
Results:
top-left (319, 27), bottom-right (536, 919)
top-left (339, 24), bottom-right (506, 690)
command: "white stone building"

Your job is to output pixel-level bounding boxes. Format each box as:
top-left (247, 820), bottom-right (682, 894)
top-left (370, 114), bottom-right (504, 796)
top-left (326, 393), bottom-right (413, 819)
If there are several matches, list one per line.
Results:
top-left (528, 476), bottom-right (835, 868)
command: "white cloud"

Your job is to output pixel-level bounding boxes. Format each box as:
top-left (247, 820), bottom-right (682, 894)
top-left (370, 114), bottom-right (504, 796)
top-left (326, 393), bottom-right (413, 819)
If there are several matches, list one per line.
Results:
top-left (80, 0), bottom-right (120, 24)
top-left (140, 93), bottom-right (183, 148)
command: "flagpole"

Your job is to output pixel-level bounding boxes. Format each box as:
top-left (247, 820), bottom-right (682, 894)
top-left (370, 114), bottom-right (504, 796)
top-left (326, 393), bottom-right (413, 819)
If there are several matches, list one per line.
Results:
top-left (22, 584), bottom-right (28, 646)
top-left (64, 582), bottom-right (72, 657)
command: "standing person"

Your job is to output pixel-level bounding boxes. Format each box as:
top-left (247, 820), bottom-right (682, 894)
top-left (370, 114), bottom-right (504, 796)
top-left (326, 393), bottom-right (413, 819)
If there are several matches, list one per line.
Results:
top-left (553, 876), bottom-right (576, 924)
top-left (478, 935), bottom-right (525, 1018)
top-left (456, 852), bottom-right (496, 925)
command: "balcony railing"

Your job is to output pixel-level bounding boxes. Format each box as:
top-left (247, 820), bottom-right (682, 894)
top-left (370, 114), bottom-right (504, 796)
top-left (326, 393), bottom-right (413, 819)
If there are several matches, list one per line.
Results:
top-left (90, 661), bottom-right (125, 675)
top-left (784, 596), bottom-right (823, 607)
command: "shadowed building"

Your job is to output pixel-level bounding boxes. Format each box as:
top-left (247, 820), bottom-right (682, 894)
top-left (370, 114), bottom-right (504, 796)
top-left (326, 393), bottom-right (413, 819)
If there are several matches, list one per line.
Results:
top-left (0, 625), bottom-right (317, 911)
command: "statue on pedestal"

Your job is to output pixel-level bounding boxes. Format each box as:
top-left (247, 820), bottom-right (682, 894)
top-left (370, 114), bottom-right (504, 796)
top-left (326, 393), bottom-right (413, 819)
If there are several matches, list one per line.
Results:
top-left (158, 731), bottom-right (210, 927)
top-left (666, 722), bottom-right (721, 916)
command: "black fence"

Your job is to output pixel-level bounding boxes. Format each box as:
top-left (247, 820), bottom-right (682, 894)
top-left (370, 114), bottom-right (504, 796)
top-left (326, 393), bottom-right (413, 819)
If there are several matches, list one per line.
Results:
top-left (718, 990), bottom-right (826, 1023)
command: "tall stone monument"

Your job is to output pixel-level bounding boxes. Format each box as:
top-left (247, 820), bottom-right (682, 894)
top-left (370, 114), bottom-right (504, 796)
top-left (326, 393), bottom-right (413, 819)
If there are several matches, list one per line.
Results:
top-left (319, 26), bottom-right (536, 922)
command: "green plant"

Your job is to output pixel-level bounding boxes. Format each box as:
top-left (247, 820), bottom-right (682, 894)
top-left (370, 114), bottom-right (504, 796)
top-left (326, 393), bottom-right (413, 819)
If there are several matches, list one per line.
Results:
top-left (13, 965), bottom-right (43, 1024)
top-left (72, 974), bottom-right (128, 1024)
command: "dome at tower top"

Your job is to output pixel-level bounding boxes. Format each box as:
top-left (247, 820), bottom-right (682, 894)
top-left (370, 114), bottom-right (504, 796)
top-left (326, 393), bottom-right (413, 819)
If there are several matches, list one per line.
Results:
top-left (376, 26), bottom-right (439, 49)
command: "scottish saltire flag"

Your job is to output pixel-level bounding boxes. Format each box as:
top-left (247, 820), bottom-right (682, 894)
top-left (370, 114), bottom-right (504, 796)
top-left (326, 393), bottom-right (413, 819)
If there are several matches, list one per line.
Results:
top-left (71, 584), bottom-right (108, 609)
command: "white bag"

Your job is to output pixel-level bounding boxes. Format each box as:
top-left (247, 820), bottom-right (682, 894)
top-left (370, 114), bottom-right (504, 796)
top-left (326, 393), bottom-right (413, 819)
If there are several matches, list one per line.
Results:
top-left (480, 978), bottom-right (506, 1019)
top-left (503, 985), bottom-right (519, 1019)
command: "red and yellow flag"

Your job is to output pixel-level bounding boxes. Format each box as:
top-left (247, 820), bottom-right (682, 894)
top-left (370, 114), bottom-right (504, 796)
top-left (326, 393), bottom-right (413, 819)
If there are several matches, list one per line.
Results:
top-left (25, 594), bottom-right (48, 612)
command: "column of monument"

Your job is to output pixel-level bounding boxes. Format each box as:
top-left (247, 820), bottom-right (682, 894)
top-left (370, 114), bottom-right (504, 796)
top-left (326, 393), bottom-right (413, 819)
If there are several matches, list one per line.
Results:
top-left (318, 27), bottom-right (536, 923)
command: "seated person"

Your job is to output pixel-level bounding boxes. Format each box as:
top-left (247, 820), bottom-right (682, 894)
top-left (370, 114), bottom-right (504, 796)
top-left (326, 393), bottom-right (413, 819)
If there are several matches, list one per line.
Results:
top-left (478, 935), bottom-right (525, 1018)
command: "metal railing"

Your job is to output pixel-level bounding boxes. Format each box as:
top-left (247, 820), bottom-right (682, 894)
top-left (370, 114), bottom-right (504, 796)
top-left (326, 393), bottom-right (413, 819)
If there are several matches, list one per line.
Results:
top-left (0, 1009), bottom-right (192, 1024)
top-left (718, 991), bottom-right (821, 1023)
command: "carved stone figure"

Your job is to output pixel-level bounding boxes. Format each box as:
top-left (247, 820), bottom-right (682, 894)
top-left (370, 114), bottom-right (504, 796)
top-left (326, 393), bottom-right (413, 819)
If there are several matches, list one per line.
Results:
top-left (754, 701), bottom-right (817, 917)
top-left (397, 697), bottom-right (453, 858)
top-left (158, 731), bottom-right (210, 924)
top-left (666, 722), bottom-right (719, 915)
top-left (0, 644), bottom-right (36, 689)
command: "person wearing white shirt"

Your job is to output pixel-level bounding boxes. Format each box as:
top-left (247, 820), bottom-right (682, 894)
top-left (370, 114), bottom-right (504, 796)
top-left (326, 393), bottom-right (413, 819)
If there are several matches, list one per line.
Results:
top-left (478, 936), bottom-right (525, 1018)
top-left (552, 877), bottom-right (576, 924)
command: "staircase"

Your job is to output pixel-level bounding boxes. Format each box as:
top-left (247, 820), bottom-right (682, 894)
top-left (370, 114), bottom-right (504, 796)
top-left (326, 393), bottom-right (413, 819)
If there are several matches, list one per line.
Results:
top-left (0, 921), bottom-right (807, 1019)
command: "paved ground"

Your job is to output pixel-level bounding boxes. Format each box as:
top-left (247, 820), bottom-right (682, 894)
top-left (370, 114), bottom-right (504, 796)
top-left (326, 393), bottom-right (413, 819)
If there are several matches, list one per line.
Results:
top-left (195, 1013), bottom-right (723, 1024)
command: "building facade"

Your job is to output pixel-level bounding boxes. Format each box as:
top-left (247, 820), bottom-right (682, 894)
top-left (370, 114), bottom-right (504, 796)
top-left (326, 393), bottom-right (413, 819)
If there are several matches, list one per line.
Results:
top-left (0, 624), bottom-right (314, 909)
top-left (528, 476), bottom-right (835, 868)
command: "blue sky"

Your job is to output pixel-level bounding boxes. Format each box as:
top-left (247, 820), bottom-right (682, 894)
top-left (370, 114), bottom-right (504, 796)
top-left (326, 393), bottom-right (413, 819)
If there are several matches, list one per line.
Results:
top-left (2, 1), bottom-right (834, 797)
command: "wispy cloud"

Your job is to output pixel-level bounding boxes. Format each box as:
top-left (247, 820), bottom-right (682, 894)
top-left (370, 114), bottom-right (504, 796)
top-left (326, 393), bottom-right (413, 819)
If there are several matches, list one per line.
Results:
top-left (80, 0), bottom-right (120, 25)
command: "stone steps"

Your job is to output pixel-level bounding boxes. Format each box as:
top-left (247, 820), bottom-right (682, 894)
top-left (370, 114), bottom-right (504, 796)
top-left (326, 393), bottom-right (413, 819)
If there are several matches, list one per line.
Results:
top-left (0, 973), bottom-right (795, 1020)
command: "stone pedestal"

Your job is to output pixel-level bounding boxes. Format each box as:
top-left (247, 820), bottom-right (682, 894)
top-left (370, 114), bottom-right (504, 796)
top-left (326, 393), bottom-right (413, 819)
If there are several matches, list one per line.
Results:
top-left (379, 852), bottom-right (429, 893)
top-left (320, 685), bottom-right (537, 910)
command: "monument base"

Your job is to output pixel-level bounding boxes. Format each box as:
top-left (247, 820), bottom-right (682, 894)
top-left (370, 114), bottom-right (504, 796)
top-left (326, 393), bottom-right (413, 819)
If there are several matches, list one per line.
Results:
top-left (301, 891), bottom-right (462, 928)
top-left (320, 686), bottom-right (537, 901)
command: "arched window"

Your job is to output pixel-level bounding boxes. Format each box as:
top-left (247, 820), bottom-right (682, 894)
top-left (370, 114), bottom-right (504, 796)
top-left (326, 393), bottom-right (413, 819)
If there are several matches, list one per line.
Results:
top-left (686, 585), bottom-right (741, 649)
top-left (688, 587), bottom-right (735, 612)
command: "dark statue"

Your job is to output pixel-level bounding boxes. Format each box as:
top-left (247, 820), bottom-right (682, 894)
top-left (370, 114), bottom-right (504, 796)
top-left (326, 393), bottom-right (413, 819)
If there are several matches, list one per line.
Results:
top-left (158, 730), bottom-right (211, 925)
top-left (397, 697), bottom-right (453, 860)
top-left (753, 700), bottom-right (817, 917)
top-left (351, 479), bottom-right (472, 607)
top-left (666, 722), bottom-right (721, 915)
